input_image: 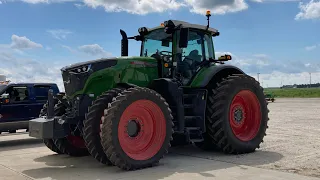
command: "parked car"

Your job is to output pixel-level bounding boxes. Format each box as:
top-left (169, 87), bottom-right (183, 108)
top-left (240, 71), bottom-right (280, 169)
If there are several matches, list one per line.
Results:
top-left (0, 82), bottom-right (60, 134)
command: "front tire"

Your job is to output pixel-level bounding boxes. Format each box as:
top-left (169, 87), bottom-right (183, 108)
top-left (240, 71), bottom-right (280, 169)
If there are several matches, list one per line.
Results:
top-left (52, 103), bottom-right (89, 157)
top-left (100, 87), bottom-right (173, 170)
top-left (83, 88), bottom-right (124, 165)
top-left (204, 74), bottom-right (269, 154)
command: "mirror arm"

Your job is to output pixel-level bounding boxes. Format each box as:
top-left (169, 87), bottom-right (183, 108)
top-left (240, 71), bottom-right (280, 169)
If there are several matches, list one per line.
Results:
top-left (208, 58), bottom-right (228, 64)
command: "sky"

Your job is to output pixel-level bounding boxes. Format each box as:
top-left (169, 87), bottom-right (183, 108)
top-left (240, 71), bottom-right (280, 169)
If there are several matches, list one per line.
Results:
top-left (0, 0), bottom-right (320, 90)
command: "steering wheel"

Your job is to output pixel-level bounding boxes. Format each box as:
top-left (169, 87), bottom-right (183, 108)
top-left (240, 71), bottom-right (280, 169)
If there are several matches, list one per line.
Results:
top-left (159, 51), bottom-right (172, 63)
top-left (159, 51), bottom-right (172, 56)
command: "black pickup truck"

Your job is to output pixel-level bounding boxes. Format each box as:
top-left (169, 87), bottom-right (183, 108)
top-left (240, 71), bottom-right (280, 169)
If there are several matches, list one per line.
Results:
top-left (0, 83), bottom-right (60, 133)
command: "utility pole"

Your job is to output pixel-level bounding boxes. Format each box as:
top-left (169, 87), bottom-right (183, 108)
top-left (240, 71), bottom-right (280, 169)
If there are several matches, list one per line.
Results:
top-left (309, 72), bottom-right (312, 88)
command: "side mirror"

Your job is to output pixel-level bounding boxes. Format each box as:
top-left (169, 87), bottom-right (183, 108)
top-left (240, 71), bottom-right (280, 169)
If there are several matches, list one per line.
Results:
top-left (218, 54), bottom-right (232, 61)
top-left (179, 28), bottom-right (189, 48)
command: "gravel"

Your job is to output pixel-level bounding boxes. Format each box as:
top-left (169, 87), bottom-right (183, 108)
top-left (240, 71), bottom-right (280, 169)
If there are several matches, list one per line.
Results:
top-left (173, 98), bottom-right (320, 178)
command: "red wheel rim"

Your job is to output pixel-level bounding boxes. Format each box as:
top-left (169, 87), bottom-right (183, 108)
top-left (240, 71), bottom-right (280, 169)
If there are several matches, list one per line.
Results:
top-left (118, 100), bottom-right (166, 161)
top-left (66, 135), bottom-right (86, 149)
top-left (229, 90), bottom-right (261, 142)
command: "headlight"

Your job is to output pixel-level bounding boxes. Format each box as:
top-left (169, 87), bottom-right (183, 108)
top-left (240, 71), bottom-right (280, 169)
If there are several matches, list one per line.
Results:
top-left (70, 64), bottom-right (92, 74)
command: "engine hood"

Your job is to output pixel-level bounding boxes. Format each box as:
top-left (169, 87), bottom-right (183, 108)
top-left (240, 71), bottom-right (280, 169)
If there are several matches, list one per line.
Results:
top-left (61, 56), bottom-right (156, 72)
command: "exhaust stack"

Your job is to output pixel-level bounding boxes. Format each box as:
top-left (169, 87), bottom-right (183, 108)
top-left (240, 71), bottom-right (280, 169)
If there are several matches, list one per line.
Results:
top-left (120, 29), bottom-right (128, 56)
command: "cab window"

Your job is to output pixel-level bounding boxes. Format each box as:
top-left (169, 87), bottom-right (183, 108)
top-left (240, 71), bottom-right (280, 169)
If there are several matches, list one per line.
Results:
top-left (5, 86), bottom-right (29, 103)
top-left (142, 28), bottom-right (172, 59)
top-left (204, 34), bottom-right (214, 59)
top-left (34, 85), bottom-right (51, 101)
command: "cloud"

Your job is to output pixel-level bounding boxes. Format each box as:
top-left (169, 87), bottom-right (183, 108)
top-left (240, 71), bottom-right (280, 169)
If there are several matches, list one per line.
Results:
top-left (250, 0), bottom-right (299, 2)
top-left (21, 0), bottom-right (76, 4)
top-left (45, 46), bottom-right (52, 51)
top-left (78, 44), bottom-right (112, 57)
top-left (248, 71), bottom-right (320, 87)
top-left (0, 42), bottom-right (110, 91)
top-left (10, 35), bottom-right (43, 50)
top-left (215, 51), bottom-right (320, 87)
top-left (47, 29), bottom-right (73, 40)
top-left (82, 0), bottom-right (251, 15)
top-left (305, 44), bottom-right (317, 51)
top-left (82, 0), bottom-right (184, 15)
top-left (74, 3), bottom-right (85, 9)
top-left (0, 50), bottom-right (66, 91)
top-left (216, 51), bottom-right (320, 74)
top-left (61, 45), bottom-right (76, 53)
top-left (185, 0), bottom-right (248, 15)
top-left (0, 0), bottom-right (304, 16)
top-left (0, 0), bottom-right (77, 4)
top-left (295, 0), bottom-right (320, 20)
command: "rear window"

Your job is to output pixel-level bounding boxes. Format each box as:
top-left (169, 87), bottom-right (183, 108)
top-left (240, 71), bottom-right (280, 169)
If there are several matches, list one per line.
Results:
top-left (34, 86), bottom-right (51, 101)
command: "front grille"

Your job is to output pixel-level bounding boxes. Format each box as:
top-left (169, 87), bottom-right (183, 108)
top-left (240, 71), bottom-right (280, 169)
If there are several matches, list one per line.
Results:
top-left (62, 70), bottom-right (89, 97)
top-left (61, 58), bottom-right (118, 97)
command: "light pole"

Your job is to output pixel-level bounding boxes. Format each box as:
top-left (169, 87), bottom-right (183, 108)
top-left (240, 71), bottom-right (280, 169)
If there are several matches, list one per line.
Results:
top-left (257, 73), bottom-right (260, 83)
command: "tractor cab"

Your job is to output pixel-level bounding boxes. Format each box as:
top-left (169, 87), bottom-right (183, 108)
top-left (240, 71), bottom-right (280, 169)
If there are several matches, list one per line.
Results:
top-left (120, 11), bottom-right (230, 85)
top-left (140, 25), bottom-right (216, 84)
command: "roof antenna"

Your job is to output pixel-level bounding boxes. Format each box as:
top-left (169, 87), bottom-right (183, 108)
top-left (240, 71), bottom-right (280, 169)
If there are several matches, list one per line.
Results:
top-left (206, 10), bottom-right (211, 31)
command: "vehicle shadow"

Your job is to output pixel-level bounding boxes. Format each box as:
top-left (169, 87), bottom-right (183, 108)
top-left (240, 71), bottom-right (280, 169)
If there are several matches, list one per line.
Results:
top-left (0, 138), bottom-right (43, 152)
top-left (22, 144), bottom-right (284, 180)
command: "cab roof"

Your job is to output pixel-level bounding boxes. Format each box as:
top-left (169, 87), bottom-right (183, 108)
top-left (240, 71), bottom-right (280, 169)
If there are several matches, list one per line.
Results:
top-left (148, 20), bottom-right (220, 37)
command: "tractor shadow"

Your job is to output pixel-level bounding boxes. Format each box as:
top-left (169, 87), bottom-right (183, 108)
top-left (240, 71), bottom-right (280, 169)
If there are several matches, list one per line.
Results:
top-left (22, 144), bottom-right (283, 180)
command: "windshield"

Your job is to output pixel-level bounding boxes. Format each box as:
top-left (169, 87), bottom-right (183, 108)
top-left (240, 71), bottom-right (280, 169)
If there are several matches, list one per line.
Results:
top-left (142, 28), bottom-right (172, 57)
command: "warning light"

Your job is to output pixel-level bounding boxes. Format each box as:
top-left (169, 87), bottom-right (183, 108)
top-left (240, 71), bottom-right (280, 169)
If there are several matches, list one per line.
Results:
top-left (164, 63), bottom-right (169, 68)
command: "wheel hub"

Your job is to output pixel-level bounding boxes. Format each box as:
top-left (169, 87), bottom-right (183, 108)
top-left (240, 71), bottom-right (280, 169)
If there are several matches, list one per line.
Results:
top-left (234, 108), bottom-right (244, 123)
top-left (127, 120), bottom-right (141, 137)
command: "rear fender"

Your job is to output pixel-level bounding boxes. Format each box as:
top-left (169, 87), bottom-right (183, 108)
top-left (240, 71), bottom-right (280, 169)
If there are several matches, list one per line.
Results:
top-left (116, 83), bottom-right (139, 89)
top-left (189, 65), bottom-right (245, 88)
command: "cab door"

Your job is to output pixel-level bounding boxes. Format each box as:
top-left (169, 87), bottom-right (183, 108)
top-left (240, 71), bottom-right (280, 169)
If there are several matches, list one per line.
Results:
top-left (0, 85), bottom-right (31, 123)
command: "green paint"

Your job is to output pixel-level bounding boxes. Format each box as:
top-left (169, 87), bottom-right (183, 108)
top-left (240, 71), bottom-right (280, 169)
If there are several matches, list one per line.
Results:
top-left (69, 56), bottom-right (158, 99)
top-left (188, 63), bottom-right (217, 87)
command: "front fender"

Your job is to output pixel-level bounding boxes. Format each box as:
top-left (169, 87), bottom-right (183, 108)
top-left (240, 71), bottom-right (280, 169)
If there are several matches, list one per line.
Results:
top-left (189, 64), bottom-right (245, 88)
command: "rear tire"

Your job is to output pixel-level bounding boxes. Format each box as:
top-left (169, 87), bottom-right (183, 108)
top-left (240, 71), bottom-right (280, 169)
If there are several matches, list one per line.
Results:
top-left (204, 74), bottom-right (269, 154)
top-left (100, 87), bottom-right (173, 170)
top-left (83, 88), bottom-right (124, 165)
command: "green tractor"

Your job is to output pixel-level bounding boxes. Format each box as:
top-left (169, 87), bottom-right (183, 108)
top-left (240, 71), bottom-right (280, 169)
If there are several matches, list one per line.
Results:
top-left (29, 12), bottom-right (269, 170)
top-left (265, 92), bottom-right (275, 102)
